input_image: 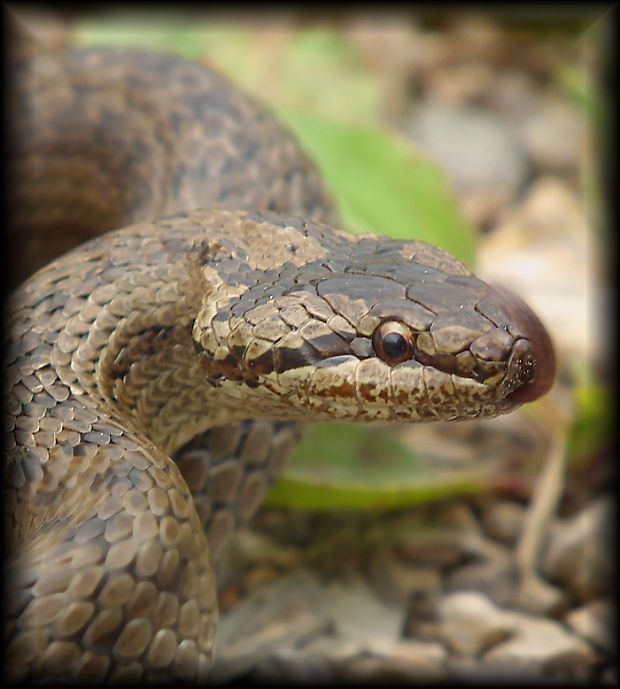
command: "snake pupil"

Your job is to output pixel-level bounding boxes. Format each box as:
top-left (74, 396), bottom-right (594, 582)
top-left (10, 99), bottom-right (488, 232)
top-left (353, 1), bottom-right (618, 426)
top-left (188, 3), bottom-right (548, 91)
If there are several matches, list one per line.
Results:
top-left (383, 332), bottom-right (407, 358)
top-left (372, 321), bottom-right (414, 364)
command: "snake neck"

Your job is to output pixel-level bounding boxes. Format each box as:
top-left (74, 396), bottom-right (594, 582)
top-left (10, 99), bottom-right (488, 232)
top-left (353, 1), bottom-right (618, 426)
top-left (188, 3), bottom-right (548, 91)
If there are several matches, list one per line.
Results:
top-left (98, 319), bottom-right (231, 456)
top-left (83, 241), bottom-right (238, 456)
top-left (7, 221), bottom-right (228, 459)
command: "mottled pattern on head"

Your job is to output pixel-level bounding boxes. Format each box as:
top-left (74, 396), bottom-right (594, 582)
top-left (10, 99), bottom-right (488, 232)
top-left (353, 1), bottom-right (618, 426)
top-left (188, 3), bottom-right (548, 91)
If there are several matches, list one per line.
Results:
top-left (192, 210), bottom-right (551, 423)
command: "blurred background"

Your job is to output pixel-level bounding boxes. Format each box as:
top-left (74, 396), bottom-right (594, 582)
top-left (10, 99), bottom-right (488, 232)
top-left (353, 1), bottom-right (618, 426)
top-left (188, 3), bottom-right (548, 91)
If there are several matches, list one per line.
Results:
top-left (11, 5), bottom-right (614, 683)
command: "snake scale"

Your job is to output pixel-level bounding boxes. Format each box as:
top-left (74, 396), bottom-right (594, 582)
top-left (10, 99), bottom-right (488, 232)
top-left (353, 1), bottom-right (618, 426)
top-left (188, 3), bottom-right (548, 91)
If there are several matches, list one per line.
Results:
top-left (4, 44), bottom-right (555, 683)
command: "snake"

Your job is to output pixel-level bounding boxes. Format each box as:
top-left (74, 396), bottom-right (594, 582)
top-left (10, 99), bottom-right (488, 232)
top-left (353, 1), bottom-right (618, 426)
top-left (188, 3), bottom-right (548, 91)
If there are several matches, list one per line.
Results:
top-left (4, 42), bottom-right (555, 683)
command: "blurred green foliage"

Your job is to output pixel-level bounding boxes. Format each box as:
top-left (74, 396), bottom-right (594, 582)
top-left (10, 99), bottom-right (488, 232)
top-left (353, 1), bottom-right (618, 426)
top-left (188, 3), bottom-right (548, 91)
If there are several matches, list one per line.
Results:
top-left (567, 362), bottom-right (613, 468)
top-left (278, 110), bottom-right (475, 263)
top-left (266, 423), bottom-right (485, 510)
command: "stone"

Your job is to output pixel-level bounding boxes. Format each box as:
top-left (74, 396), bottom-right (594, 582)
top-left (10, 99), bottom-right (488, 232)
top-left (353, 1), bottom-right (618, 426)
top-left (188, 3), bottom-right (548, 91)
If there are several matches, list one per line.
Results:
top-left (337, 641), bottom-right (447, 682)
top-left (482, 501), bottom-right (526, 546)
top-left (320, 574), bottom-right (405, 654)
top-left (542, 496), bottom-right (613, 603)
top-left (484, 70), bottom-right (541, 123)
top-left (389, 506), bottom-right (481, 569)
top-left (483, 612), bottom-right (597, 680)
top-left (566, 598), bottom-right (614, 654)
top-left (521, 99), bottom-right (586, 172)
top-left (514, 573), bottom-right (565, 616)
top-left (369, 546), bottom-right (442, 605)
top-left (435, 591), bottom-right (514, 656)
top-left (212, 570), bottom-right (330, 682)
top-left (445, 553), bottom-right (518, 608)
top-left (478, 176), bottom-right (598, 363)
top-left (407, 101), bottom-right (529, 225)
top-left (255, 649), bottom-right (334, 684)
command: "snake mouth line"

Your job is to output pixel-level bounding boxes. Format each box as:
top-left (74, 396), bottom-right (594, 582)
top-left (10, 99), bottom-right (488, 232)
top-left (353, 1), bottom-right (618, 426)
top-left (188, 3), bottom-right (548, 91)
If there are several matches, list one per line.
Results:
top-left (199, 310), bottom-right (553, 409)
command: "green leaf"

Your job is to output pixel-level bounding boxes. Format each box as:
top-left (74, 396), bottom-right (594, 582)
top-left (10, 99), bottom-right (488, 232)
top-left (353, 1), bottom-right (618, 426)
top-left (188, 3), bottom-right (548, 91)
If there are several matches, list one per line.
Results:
top-left (567, 362), bottom-right (613, 467)
top-left (275, 109), bottom-right (476, 266)
top-left (266, 423), bottom-right (485, 511)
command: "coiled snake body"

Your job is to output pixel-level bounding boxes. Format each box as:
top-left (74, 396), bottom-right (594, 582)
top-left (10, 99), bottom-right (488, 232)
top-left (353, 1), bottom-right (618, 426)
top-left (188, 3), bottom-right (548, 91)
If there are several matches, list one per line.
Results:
top-left (5, 46), bottom-right (554, 682)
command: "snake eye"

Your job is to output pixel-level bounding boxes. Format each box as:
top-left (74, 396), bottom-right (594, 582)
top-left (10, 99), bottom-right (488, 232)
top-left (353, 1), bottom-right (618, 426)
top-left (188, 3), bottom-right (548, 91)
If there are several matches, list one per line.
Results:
top-left (372, 321), bottom-right (414, 365)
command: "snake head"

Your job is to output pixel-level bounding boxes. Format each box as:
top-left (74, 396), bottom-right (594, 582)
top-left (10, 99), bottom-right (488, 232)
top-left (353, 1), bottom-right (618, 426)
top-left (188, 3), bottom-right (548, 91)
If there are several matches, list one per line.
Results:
top-left (193, 225), bottom-right (554, 423)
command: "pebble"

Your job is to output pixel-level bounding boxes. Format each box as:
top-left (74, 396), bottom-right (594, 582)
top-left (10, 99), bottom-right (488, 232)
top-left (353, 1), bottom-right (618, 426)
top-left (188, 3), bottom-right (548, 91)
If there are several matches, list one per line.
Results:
top-left (424, 61), bottom-right (496, 103)
top-left (483, 70), bottom-right (542, 123)
top-left (445, 551), bottom-right (518, 608)
top-left (435, 592), bottom-right (514, 656)
top-left (514, 573), bottom-right (566, 617)
top-left (478, 176), bottom-right (598, 363)
top-left (369, 546), bottom-right (442, 605)
top-left (521, 99), bottom-right (586, 173)
top-left (436, 501), bottom-right (481, 533)
top-left (301, 636), bottom-right (365, 662)
top-left (541, 495), bottom-right (613, 603)
top-left (212, 569), bottom-right (329, 682)
top-left (392, 502), bottom-right (485, 569)
top-left (566, 598), bottom-right (614, 654)
top-left (395, 535), bottom-right (462, 570)
top-left (481, 500), bottom-right (526, 546)
top-left (336, 641), bottom-right (447, 682)
top-left (320, 575), bottom-right (405, 654)
top-left (445, 654), bottom-right (493, 678)
top-left (482, 613), bottom-right (596, 680)
top-left (254, 649), bottom-right (335, 684)
top-left (407, 100), bottom-right (529, 225)
top-left (387, 640), bottom-right (447, 671)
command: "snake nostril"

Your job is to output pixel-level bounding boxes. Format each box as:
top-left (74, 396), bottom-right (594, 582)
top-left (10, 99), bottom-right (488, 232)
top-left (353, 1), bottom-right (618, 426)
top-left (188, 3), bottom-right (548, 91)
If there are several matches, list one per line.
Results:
top-left (494, 288), bottom-right (556, 404)
top-left (505, 338), bottom-right (553, 404)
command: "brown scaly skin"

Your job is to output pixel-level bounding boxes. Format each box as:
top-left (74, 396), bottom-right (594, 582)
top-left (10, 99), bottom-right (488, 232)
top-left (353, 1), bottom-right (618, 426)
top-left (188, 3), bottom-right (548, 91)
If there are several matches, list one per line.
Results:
top-left (4, 47), bottom-right (555, 683)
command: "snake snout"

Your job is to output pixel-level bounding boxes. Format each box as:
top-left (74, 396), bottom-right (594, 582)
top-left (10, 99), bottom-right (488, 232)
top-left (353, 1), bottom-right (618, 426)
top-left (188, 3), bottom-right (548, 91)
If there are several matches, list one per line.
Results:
top-left (494, 287), bottom-right (556, 404)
